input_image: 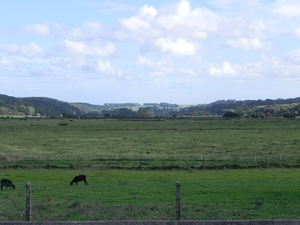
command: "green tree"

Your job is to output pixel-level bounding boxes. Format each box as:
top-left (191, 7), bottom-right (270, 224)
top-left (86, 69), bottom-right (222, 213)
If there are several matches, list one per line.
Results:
top-left (138, 107), bottom-right (154, 116)
top-left (223, 111), bottom-right (240, 118)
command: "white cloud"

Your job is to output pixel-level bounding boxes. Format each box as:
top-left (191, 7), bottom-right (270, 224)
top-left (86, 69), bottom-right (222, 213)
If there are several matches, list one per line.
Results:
top-left (120, 16), bottom-right (150, 32)
top-left (119, 5), bottom-right (157, 32)
top-left (137, 56), bottom-right (154, 66)
top-left (156, 1), bottom-right (219, 36)
top-left (68, 22), bottom-right (102, 40)
top-left (137, 56), bottom-right (173, 77)
top-left (153, 38), bottom-right (198, 56)
top-left (0, 56), bottom-right (15, 70)
top-left (118, 0), bottom-right (219, 55)
top-left (266, 56), bottom-right (300, 80)
top-left (137, 56), bottom-right (173, 71)
top-left (293, 27), bottom-right (300, 38)
top-left (176, 0), bottom-right (190, 17)
top-left (208, 60), bottom-right (266, 80)
top-left (207, 55), bottom-right (300, 81)
top-left (62, 40), bottom-right (116, 57)
top-left (21, 23), bottom-right (50, 36)
top-left (209, 62), bottom-right (237, 78)
top-left (0, 43), bottom-right (46, 58)
top-left (95, 60), bottom-right (122, 77)
top-left (84, 60), bottom-right (121, 77)
top-left (220, 18), bottom-right (268, 50)
top-left (21, 43), bottom-right (47, 58)
top-left (138, 4), bottom-right (158, 18)
top-left (226, 38), bottom-right (265, 50)
top-left (95, 60), bottom-right (121, 76)
top-left (273, 0), bottom-right (300, 18)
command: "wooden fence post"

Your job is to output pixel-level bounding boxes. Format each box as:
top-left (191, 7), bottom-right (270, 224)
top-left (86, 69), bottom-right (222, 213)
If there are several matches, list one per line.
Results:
top-left (176, 181), bottom-right (181, 220)
top-left (26, 182), bottom-right (31, 221)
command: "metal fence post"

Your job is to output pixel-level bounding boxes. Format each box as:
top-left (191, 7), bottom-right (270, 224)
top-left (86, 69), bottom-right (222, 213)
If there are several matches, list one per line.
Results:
top-left (26, 182), bottom-right (31, 221)
top-left (176, 181), bottom-right (181, 220)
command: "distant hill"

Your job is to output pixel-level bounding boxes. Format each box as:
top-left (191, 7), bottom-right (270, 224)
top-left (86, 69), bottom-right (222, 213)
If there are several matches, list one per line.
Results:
top-left (1, 94), bottom-right (300, 118)
top-left (0, 94), bottom-right (81, 117)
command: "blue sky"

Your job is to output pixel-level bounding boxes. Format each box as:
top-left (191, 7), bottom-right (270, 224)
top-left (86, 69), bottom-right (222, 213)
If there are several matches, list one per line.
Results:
top-left (1, 0), bottom-right (300, 105)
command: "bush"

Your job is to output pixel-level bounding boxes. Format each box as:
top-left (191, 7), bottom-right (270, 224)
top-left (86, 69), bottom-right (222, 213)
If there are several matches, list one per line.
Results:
top-left (222, 111), bottom-right (240, 118)
top-left (283, 112), bottom-right (296, 118)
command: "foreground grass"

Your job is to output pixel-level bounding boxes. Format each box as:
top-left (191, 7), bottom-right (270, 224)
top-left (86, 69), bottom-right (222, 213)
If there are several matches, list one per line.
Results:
top-left (1, 168), bottom-right (300, 221)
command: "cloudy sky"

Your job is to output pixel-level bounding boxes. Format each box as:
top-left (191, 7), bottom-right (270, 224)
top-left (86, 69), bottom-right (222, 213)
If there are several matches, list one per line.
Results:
top-left (1, 0), bottom-right (300, 105)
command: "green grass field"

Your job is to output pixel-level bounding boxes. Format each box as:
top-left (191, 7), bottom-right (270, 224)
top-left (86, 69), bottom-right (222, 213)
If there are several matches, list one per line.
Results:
top-left (1, 168), bottom-right (300, 221)
top-left (1, 117), bottom-right (300, 169)
top-left (1, 117), bottom-right (300, 221)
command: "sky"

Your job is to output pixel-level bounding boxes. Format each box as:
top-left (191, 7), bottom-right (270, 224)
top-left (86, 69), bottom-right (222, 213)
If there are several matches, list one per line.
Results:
top-left (1, 0), bottom-right (300, 105)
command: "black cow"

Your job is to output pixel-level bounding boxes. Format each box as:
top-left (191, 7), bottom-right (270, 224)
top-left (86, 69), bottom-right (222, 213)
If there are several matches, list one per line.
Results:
top-left (70, 175), bottom-right (88, 185)
top-left (1, 179), bottom-right (16, 190)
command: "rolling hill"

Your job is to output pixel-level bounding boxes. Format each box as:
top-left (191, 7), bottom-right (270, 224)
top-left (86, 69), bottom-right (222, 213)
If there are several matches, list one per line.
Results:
top-left (1, 94), bottom-right (300, 118)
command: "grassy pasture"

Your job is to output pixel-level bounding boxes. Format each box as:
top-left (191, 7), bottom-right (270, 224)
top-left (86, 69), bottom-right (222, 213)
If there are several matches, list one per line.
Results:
top-left (1, 168), bottom-right (300, 221)
top-left (0, 117), bottom-right (300, 169)
top-left (1, 117), bottom-right (300, 220)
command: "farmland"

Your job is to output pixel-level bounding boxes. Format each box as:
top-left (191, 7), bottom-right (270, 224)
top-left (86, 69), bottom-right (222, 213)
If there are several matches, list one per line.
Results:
top-left (0, 117), bottom-right (300, 169)
top-left (1, 117), bottom-right (300, 221)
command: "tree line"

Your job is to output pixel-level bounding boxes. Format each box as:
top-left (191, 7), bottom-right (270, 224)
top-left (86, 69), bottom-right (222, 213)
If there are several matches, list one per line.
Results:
top-left (1, 94), bottom-right (300, 118)
top-left (80, 99), bottom-right (300, 118)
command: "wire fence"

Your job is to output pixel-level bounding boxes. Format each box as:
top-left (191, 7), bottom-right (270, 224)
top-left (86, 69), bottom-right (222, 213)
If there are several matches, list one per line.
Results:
top-left (2, 180), bottom-right (300, 221)
top-left (1, 154), bottom-right (300, 169)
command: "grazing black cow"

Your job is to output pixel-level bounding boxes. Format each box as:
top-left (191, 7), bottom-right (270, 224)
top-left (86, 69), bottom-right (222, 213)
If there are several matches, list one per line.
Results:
top-left (70, 175), bottom-right (88, 185)
top-left (1, 179), bottom-right (16, 190)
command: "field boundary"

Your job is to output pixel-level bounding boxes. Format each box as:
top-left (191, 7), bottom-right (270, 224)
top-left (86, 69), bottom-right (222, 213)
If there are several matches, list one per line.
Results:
top-left (1, 220), bottom-right (300, 225)
top-left (1, 153), bottom-right (300, 170)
